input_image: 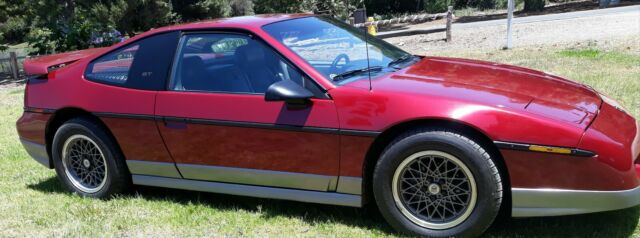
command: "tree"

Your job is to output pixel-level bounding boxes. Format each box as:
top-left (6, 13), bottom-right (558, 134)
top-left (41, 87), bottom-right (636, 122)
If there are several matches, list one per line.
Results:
top-left (120, 0), bottom-right (177, 35)
top-left (0, 0), bottom-right (30, 44)
top-left (172, 0), bottom-right (230, 22)
top-left (21, 0), bottom-right (179, 54)
top-left (230, 0), bottom-right (254, 16)
top-left (302, 0), bottom-right (363, 20)
top-left (254, 0), bottom-right (305, 14)
top-left (0, 32), bottom-right (7, 51)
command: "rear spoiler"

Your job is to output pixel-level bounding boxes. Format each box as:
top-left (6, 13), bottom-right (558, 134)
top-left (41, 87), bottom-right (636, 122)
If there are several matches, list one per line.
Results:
top-left (23, 47), bottom-right (108, 76)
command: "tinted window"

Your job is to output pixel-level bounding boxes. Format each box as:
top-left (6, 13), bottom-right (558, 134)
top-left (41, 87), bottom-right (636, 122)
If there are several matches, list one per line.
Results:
top-left (263, 16), bottom-right (413, 84)
top-left (85, 31), bottom-right (180, 90)
top-left (170, 33), bottom-right (322, 95)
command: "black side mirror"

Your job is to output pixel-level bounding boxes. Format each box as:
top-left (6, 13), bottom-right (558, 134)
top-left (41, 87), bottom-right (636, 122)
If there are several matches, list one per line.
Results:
top-left (265, 80), bottom-right (314, 106)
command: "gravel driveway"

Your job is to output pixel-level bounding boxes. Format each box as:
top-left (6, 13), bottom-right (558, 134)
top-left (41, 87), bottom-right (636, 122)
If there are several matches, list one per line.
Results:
top-left (385, 6), bottom-right (640, 54)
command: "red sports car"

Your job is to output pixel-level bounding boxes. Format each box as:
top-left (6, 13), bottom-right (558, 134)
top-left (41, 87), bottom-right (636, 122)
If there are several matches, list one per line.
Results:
top-left (17, 14), bottom-right (640, 237)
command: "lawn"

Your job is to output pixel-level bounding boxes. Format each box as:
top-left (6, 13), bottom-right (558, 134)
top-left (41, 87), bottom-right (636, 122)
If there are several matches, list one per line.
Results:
top-left (0, 42), bottom-right (639, 237)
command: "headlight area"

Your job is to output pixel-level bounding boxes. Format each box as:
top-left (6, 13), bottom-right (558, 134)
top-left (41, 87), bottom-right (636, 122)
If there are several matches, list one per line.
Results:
top-left (578, 101), bottom-right (639, 187)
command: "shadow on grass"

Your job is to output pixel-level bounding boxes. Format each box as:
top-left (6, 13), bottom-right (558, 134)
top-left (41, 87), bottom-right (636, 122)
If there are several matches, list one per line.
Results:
top-left (27, 176), bottom-right (397, 235)
top-left (0, 73), bottom-right (26, 86)
top-left (29, 176), bottom-right (639, 237)
top-left (484, 207), bottom-right (640, 237)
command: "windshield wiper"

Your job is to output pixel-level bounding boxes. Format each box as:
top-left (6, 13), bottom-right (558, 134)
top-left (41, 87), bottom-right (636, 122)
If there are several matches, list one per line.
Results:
top-left (387, 54), bottom-right (414, 68)
top-left (331, 66), bottom-right (383, 81)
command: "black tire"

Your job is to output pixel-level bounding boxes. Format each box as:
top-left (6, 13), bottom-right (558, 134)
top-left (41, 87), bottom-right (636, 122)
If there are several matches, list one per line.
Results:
top-left (373, 128), bottom-right (502, 237)
top-left (52, 117), bottom-right (131, 198)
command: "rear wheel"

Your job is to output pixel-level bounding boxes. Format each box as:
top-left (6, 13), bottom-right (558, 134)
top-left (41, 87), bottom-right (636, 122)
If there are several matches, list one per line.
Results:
top-left (52, 117), bottom-right (130, 198)
top-left (373, 129), bottom-right (502, 237)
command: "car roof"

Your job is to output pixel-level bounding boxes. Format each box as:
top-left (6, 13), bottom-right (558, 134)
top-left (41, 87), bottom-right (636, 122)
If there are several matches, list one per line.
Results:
top-left (149, 14), bottom-right (313, 34)
top-left (111, 14), bottom-right (313, 54)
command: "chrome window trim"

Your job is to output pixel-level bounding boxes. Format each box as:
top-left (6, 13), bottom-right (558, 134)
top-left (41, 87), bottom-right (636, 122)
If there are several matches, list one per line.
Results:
top-left (512, 187), bottom-right (640, 217)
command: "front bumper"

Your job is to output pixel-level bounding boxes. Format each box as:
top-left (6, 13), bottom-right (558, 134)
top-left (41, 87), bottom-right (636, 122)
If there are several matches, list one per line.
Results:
top-left (512, 186), bottom-right (640, 217)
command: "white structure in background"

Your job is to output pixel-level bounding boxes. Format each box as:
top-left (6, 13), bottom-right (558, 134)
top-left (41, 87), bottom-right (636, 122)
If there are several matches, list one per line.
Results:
top-left (506, 0), bottom-right (515, 49)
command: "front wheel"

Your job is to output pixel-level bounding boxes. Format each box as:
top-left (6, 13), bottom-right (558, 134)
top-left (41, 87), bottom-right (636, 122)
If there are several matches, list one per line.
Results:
top-left (373, 129), bottom-right (502, 237)
top-left (52, 117), bottom-right (131, 198)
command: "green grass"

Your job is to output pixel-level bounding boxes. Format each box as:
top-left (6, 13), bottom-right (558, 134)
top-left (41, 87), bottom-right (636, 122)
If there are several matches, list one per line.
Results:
top-left (558, 48), bottom-right (601, 58)
top-left (0, 42), bottom-right (639, 237)
top-left (432, 44), bottom-right (640, 119)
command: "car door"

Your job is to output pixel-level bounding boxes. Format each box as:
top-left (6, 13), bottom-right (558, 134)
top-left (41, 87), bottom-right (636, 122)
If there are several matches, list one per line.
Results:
top-left (82, 31), bottom-right (181, 178)
top-left (155, 32), bottom-right (341, 191)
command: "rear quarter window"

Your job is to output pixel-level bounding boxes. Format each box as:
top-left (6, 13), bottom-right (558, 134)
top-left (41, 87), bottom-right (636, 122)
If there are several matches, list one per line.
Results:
top-left (85, 31), bottom-right (180, 90)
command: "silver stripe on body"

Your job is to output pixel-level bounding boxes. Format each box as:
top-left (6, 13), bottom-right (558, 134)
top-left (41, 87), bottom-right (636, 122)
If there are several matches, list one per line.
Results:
top-left (177, 163), bottom-right (338, 192)
top-left (132, 175), bottom-right (362, 207)
top-left (126, 160), bottom-right (182, 178)
top-left (512, 187), bottom-right (640, 217)
top-left (126, 161), bottom-right (363, 194)
top-left (336, 176), bottom-right (362, 195)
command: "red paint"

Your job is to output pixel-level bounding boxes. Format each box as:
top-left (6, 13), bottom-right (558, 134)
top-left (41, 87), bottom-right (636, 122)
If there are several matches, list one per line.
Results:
top-left (16, 112), bottom-right (50, 144)
top-left (339, 135), bottom-right (376, 177)
top-left (101, 118), bottom-right (174, 163)
top-left (502, 149), bottom-right (639, 190)
top-left (23, 48), bottom-right (108, 75)
top-left (158, 123), bottom-right (339, 175)
top-left (16, 15), bottom-right (639, 192)
top-left (578, 103), bottom-right (640, 175)
top-left (154, 92), bottom-right (340, 175)
top-left (330, 58), bottom-right (597, 148)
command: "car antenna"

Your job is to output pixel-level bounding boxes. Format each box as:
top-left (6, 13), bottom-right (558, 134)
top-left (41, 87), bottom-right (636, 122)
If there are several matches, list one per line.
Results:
top-left (362, 5), bottom-right (373, 91)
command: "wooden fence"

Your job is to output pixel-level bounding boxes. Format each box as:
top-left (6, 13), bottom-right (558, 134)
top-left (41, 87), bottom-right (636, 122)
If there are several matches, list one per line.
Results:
top-left (0, 50), bottom-right (27, 81)
top-left (354, 7), bottom-right (454, 41)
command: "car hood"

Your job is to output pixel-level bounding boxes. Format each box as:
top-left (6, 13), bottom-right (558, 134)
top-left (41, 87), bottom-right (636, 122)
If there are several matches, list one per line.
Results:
top-left (370, 56), bottom-right (602, 128)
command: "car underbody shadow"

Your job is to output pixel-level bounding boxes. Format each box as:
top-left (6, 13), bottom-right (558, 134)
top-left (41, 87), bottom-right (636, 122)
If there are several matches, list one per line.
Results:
top-left (483, 206), bottom-right (640, 237)
top-left (27, 176), bottom-right (640, 237)
top-left (27, 176), bottom-right (396, 235)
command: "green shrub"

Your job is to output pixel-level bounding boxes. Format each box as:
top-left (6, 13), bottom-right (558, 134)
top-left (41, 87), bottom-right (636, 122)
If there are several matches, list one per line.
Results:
top-left (454, 0), bottom-right (498, 10)
top-left (254, 0), bottom-right (304, 13)
top-left (0, 33), bottom-right (7, 51)
top-left (0, 17), bottom-right (28, 44)
top-left (524, 0), bottom-right (545, 11)
top-left (424, 0), bottom-right (453, 13)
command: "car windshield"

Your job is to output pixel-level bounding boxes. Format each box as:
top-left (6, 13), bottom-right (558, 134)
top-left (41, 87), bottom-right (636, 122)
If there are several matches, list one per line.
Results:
top-left (263, 16), bottom-right (415, 84)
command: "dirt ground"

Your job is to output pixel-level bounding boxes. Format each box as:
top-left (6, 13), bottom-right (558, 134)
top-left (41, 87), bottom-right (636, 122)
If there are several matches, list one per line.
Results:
top-left (384, 8), bottom-right (640, 54)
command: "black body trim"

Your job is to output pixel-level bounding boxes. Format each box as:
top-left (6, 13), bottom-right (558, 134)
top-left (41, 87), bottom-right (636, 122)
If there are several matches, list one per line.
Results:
top-left (494, 141), bottom-right (596, 157)
top-left (93, 112), bottom-right (157, 121)
top-left (23, 107), bottom-right (55, 114)
top-left (90, 111), bottom-right (380, 137)
top-left (339, 129), bottom-right (382, 137)
top-left (23, 108), bottom-right (381, 137)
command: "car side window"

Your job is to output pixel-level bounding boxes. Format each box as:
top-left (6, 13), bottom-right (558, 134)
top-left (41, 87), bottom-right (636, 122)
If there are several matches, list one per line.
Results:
top-left (85, 31), bottom-right (180, 90)
top-left (170, 33), bottom-right (323, 96)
